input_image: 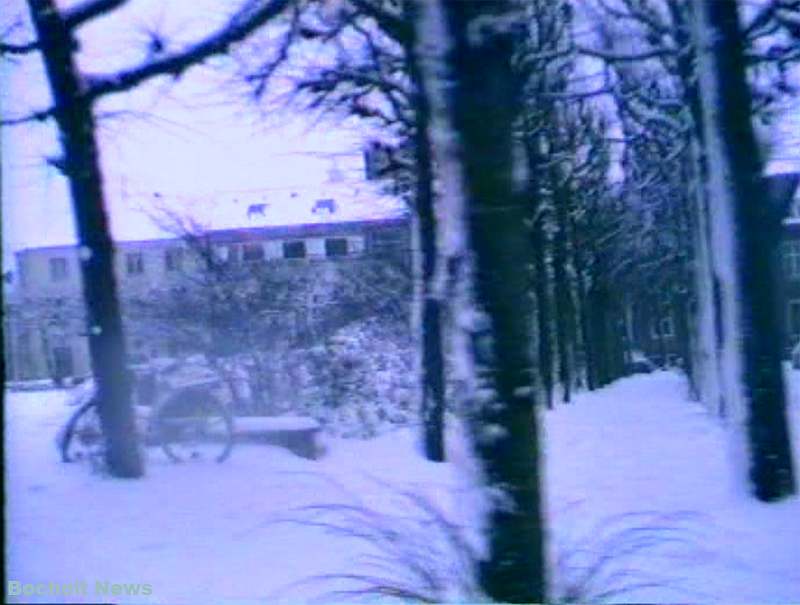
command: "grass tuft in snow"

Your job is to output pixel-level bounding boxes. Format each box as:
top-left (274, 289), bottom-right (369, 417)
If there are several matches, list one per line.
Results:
top-left (270, 479), bottom-right (483, 603)
top-left (552, 508), bottom-right (710, 603)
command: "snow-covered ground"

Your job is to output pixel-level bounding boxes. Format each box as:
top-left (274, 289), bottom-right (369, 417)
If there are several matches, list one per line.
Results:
top-left (5, 371), bottom-right (800, 603)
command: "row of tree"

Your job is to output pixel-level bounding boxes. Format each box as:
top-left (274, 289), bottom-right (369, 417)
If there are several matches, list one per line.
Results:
top-left (3, 0), bottom-right (799, 601)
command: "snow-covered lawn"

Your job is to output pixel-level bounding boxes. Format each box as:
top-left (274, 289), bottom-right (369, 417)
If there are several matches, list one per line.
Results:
top-left (5, 371), bottom-right (800, 603)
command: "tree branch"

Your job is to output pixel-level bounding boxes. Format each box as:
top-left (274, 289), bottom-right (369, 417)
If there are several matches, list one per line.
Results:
top-left (63, 0), bottom-right (127, 30)
top-left (0, 40), bottom-right (39, 55)
top-left (85, 0), bottom-right (292, 102)
top-left (348, 0), bottom-right (411, 45)
top-left (0, 106), bottom-right (56, 126)
top-left (576, 44), bottom-right (677, 62)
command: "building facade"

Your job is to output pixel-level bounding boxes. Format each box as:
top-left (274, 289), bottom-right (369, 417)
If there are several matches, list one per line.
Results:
top-left (4, 210), bottom-right (410, 383)
top-left (633, 173), bottom-right (800, 366)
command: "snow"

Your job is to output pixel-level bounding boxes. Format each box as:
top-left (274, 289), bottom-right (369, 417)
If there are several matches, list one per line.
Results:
top-left (1, 0), bottom-right (404, 265)
top-left (235, 416), bottom-right (321, 432)
top-left (6, 371), bottom-right (800, 603)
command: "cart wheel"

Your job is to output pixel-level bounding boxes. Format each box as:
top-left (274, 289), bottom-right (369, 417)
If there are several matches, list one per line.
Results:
top-left (155, 389), bottom-right (233, 463)
top-left (59, 399), bottom-right (103, 463)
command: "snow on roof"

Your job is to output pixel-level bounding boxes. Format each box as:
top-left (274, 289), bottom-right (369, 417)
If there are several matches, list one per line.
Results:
top-left (148, 182), bottom-right (406, 236)
top-left (16, 180), bottom-right (407, 254)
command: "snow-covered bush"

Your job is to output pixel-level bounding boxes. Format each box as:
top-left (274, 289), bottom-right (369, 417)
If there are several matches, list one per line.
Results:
top-left (293, 318), bottom-right (416, 438)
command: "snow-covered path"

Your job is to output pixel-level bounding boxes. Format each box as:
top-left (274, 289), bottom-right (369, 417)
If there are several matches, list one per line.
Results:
top-left (544, 371), bottom-right (800, 603)
top-left (5, 371), bottom-right (800, 603)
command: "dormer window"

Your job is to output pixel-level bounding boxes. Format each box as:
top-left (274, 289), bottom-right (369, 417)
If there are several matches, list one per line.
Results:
top-left (312, 199), bottom-right (336, 215)
top-left (49, 257), bottom-right (68, 282)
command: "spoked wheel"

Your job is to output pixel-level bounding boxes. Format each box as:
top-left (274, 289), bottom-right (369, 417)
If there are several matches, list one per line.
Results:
top-left (59, 400), bottom-right (104, 463)
top-left (155, 389), bottom-right (234, 463)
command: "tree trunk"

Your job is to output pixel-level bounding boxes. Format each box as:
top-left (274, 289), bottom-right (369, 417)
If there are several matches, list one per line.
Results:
top-left (411, 0), bottom-right (546, 600)
top-left (27, 0), bottom-right (143, 478)
top-left (405, 5), bottom-right (447, 462)
top-left (550, 171), bottom-right (575, 402)
top-left (578, 271), bottom-right (597, 390)
top-left (523, 130), bottom-right (554, 408)
top-left (692, 0), bottom-right (796, 501)
top-left (671, 0), bottom-right (726, 414)
top-left (531, 217), bottom-right (555, 408)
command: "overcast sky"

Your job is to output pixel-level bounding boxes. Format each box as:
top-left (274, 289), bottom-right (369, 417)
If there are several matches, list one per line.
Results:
top-left (2, 0), bottom-right (799, 274)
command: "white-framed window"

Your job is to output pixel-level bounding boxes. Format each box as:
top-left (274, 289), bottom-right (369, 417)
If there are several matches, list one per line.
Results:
top-left (126, 252), bottom-right (144, 275)
top-left (784, 240), bottom-right (800, 278)
top-left (788, 300), bottom-right (800, 337)
top-left (49, 257), bottom-right (68, 282)
top-left (651, 316), bottom-right (674, 339)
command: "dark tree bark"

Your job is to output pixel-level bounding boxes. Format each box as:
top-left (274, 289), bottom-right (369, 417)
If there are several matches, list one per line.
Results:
top-left (693, 0), bottom-right (796, 501)
top-left (439, 1), bottom-right (545, 600)
top-left (577, 270), bottom-right (597, 390)
top-left (22, 0), bottom-right (292, 477)
top-left (531, 215), bottom-right (555, 408)
top-left (550, 170), bottom-right (575, 402)
top-left (405, 25), bottom-right (447, 461)
top-left (27, 0), bottom-right (143, 477)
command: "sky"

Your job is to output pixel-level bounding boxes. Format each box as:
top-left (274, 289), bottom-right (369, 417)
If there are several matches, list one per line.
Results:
top-left (2, 0), bottom-right (799, 273)
top-left (0, 0), bottom-right (394, 272)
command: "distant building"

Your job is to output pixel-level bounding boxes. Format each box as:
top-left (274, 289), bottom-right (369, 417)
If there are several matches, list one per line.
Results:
top-left (632, 172), bottom-right (800, 366)
top-left (4, 188), bottom-right (410, 382)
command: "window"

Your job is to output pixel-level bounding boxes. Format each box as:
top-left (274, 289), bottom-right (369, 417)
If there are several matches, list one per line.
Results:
top-left (788, 300), bottom-right (800, 337)
top-left (49, 257), bottom-right (68, 282)
top-left (370, 229), bottom-right (404, 253)
top-left (218, 244), bottom-right (240, 263)
top-left (52, 346), bottom-right (74, 380)
top-left (651, 316), bottom-right (674, 339)
top-left (325, 238), bottom-right (348, 257)
top-left (17, 331), bottom-right (33, 378)
top-left (126, 252), bottom-right (144, 275)
top-left (283, 241), bottom-right (306, 259)
top-left (164, 248), bottom-right (183, 272)
top-left (313, 199), bottom-right (337, 215)
top-left (784, 241), bottom-right (800, 278)
top-left (242, 243), bottom-right (264, 262)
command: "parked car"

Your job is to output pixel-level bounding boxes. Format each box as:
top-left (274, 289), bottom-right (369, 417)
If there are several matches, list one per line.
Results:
top-left (625, 357), bottom-right (656, 375)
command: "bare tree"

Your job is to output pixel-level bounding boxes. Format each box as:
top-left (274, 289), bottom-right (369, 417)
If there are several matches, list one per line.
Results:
top-left (692, 0), bottom-right (796, 502)
top-left (243, 0), bottom-right (449, 461)
top-left (8, 0), bottom-right (291, 477)
top-left (410, 0), bottom-right (546, 600)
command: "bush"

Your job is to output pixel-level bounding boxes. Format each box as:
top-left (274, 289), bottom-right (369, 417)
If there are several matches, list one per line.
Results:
top-left (296, 318), bottom-right (416, 438)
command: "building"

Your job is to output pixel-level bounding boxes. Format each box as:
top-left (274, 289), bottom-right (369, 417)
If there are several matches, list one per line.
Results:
top-left (778, 176), bottom-right (800, 354)
top-left (631, 172), bottom-right (800, 366)
top-left (4, 186), bottom-right (410, 383)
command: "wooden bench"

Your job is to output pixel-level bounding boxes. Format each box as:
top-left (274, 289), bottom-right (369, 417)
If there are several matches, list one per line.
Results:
top-left (234, 416), bottom-right (322, 460)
